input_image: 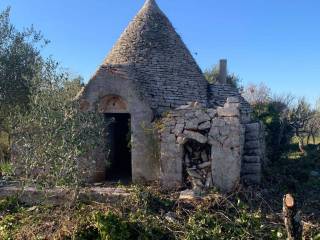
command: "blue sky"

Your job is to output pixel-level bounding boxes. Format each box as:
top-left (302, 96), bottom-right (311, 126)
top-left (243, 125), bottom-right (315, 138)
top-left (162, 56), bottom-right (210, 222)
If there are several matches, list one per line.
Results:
top-left (1, 0), bottom-right (320, 104)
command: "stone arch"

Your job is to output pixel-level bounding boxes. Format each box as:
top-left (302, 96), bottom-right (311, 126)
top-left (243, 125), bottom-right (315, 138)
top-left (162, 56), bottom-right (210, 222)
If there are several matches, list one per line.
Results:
top-left (98, 95), bottom-right (128, 113)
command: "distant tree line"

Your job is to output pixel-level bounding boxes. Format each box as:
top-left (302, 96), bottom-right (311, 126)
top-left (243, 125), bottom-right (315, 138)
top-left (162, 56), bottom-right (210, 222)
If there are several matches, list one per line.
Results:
top-left (242, 83), bottom-right (320, 158)
top-left (205, 64), bottom-right (320, 160)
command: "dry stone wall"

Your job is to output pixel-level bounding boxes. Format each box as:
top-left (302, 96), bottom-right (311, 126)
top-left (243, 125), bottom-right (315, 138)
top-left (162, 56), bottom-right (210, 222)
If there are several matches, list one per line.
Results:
top-left (159, 97), bottom-right (245, 192)
top-left (241, 122), bottom-right (266, 184)
top-left (208, 83), bottom-right (252, 124)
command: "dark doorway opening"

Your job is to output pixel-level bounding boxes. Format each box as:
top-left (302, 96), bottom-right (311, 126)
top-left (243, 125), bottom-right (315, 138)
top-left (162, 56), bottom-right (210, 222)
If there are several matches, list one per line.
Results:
top-left (104, 113), bottom-right (132, 183)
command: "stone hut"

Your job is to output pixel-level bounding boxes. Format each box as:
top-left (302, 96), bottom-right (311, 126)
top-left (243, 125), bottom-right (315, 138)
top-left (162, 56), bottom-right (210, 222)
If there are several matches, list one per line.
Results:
top-left (80, 0), bottom-right (266, 192)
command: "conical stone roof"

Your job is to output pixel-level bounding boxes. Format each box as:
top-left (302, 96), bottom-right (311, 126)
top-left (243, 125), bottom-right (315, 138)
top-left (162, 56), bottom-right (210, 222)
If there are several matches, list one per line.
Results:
top-left (102, 0), bottom-right (208, 113)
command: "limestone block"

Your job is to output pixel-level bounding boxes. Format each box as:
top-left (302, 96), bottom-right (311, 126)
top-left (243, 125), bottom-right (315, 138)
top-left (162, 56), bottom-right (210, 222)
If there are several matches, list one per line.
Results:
top-left (245, 140), bottom-right (260, 149)
top-left (162, 133), bottom-right (176, 144)
top-left (192, 178), bottom-right (204, 188)
top-left (185, 112), bottom-right (195, 120)
top-left (243, 156), bottom-right (260, 163)
top-left (242, 163), bottom-right (261, 174)
top-left (160, 143), bottom-right (183, 188)
top-left (245, 148), bottom-right (261, 156)
top-left (227, 97), bottom-right (240, 104)
top-left (210, 118), bottom-right (244, 192)
top-left (201, 151), bottom-right (208, 162)
top-left (195, 110), bottom-right (211, 123)
top-left (245, 132), bottom-right (259, 141)
top-left (241, 114), bottom-right (252, 124)
top-left (198, 161), bottom-right (211, 169)
top-left (245, 123), bottom-right (260, 133)
top-left (177, 136), bottom-right (187, 145)
top-left (165, 119), bottom-right (176, 127)
top-left (183, 130), bottom-right (207, 144)
top-left (219, 126), bottom-right (230, 136)
top-left (185, 119), bottom-right (199, 130)
top-left (173, 123), bottom-right (185, 135)
top-left (187, 169), bottom-right (202, 179)
top-left (176, 104), bottom-right (193, 110)
top-left (176, 117), bottom-right (185, 124)
top-left (179, 189), bottom-right (197, 200)
top-left (198, 121), bottom-right (211, 130)
top-left (217, 106), bottom-right (240, 117)
top-left (208, 126), bottom-right (220, 137)
top-left (211, 118), bottom-right (226, 127)
top-left (211, 146), bottom-right (241, 192)
top-left (206, 109), bottom-right (217, 119)
top-left (205, 173), bottom-right (212, 188)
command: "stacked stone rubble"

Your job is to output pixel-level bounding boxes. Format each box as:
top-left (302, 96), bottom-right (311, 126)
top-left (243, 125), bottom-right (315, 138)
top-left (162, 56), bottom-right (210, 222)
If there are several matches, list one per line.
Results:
top-left (159, 97), bottom-right (245, 192)
top-left (208, 83), bottom-right (252, 123)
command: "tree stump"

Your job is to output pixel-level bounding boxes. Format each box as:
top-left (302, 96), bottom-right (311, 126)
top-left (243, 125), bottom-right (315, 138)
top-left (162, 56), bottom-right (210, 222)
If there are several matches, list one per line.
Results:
top-left (283, 194), bottom-right (303, 240)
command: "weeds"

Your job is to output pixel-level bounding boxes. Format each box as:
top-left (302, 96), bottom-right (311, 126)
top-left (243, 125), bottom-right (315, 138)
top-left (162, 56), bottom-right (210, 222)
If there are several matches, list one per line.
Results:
top-left (0, 144), bottom-right (319, 239)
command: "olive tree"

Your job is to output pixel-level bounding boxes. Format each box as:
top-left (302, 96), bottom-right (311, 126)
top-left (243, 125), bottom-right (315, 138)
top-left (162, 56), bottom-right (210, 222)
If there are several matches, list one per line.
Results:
top-left (8, 59), bottom-right (105, 187)
top-left (0, 7), bottom-right (106, 188)
top-left (306, 113), bottom-right (320, 144)
top-left (0, 7), bottom-right (46, 122)
top-left (289, 98), bottom-right (315, 152)
top-left (0, 7), bottom-right (48, 161)
top-left (242, 83), bottom-right (294, 159)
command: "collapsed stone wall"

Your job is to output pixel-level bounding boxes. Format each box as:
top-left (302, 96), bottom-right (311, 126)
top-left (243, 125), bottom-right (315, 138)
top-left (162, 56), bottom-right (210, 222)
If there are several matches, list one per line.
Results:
top-left (159, 97), bottom-right (246, 192)
top-left (208, 83), bottom-right (253, 124)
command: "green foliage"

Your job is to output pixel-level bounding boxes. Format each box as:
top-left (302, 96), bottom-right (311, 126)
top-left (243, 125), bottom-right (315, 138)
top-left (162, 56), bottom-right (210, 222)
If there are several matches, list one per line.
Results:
top-left (0, 7), bottom-right (47, 128)
top-left (1, 181), bottom-right (319, 239)
top-left (0, 161), bottom-right (14, 178)
top-left (73, 225), bottom-right (100, 240)
top-left (8, 73), bottom-right (105, 187)
top-left (94, 211), bottom-right (131, 240)
top-left (0, 197), bottom-right (21, 240)
top-left (253, 101), bottom-right (292, 160)
top-left (129, 185), bottom-right (175, 213)
top-left (0, 196), bottom-right (19, 212)
top-left (0, 7), bottom-right (105, 188)
top-left (203, 65), bottom-right (240, 88)
top-left (0, 214), bottom-right (17, 240)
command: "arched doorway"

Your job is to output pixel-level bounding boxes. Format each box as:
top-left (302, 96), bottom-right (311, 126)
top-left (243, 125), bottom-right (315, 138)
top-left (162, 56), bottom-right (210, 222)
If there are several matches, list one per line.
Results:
top-left (99, 95), bottom-right (132, 183)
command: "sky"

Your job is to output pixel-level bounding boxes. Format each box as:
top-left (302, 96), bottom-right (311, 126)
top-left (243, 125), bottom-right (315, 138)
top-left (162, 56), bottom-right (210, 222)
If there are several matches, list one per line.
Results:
top-left (1, 0), bottom-right (320, 104)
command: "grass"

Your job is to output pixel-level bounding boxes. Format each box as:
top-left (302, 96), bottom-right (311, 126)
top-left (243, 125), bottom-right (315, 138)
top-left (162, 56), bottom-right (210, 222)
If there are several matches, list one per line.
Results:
top-left (291, 135), bottom-right (320, 145)
top-left (0, 131), bottom-right (9, 163)
top-left (0, 144), bottom-right (320, 239)
top-left (0, 131), bottom-right (9, 146)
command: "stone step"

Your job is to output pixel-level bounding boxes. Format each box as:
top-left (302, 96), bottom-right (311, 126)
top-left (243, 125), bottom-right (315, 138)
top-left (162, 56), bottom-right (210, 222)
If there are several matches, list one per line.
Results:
top-left (244, 140), bottom-right (260, 149)
top-left (242, 162), bottom-right (261, 174)
top-left (243, 156), bottom-right (260, 163)
top-left (244, 148), bottom-right (261, 156)
top-left (242, 174), bottom-right (261, 184)
top-left (245, 122), bottom-right (260, 132)
top-left (245, 133), bottom-right (260, 141)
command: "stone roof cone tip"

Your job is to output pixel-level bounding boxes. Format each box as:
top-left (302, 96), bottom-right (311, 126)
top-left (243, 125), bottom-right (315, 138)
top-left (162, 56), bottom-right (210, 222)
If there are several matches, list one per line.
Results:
top-left (97, 0), bottom-right (208, 113)
top-left (142, 0), bottom-right (161, 12)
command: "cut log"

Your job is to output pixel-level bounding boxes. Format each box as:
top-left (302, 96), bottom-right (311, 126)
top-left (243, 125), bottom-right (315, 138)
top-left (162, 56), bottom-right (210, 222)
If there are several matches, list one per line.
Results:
top-left (283, 194), bottom-right (303, 240)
